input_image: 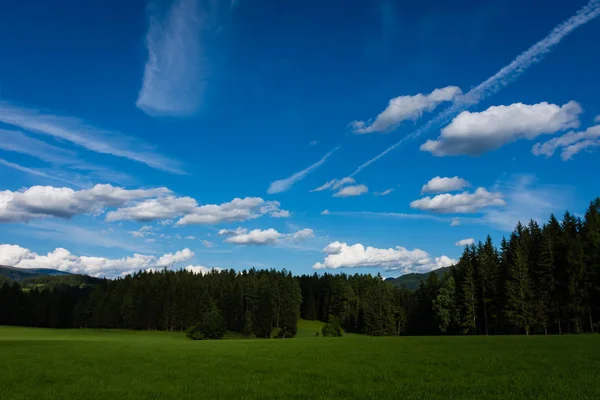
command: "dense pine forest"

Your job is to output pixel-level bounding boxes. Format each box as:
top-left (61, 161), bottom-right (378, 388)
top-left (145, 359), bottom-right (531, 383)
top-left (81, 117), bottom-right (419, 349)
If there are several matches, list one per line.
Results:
top-left (1, 198), bottom-right (599, 337)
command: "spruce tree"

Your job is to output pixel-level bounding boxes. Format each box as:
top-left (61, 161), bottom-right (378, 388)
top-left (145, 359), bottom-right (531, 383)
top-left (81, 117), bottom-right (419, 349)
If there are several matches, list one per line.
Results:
top-left (504, 237), bottom-right (533, 335)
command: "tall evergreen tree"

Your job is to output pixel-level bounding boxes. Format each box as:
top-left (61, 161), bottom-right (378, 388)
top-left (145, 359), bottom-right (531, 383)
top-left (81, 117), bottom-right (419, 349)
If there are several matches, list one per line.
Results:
top-left (504, 235), bottom-right (533, 335)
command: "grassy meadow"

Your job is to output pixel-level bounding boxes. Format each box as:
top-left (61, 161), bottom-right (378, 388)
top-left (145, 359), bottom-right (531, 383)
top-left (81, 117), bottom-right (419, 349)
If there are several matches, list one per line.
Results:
top-left (1, 322), bottom-right (599, 399)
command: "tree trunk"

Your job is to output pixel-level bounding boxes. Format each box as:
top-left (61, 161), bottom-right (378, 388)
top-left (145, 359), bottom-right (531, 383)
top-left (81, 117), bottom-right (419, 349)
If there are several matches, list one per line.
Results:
top-left (558, 319), bottom-right (562, 335)
top-left (589, 308), bottom-right (594, 332)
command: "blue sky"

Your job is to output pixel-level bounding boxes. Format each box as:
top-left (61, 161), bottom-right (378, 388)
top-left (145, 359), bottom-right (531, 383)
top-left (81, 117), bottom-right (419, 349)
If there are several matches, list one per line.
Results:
top-left (1, 0), bottom-right (599, 278)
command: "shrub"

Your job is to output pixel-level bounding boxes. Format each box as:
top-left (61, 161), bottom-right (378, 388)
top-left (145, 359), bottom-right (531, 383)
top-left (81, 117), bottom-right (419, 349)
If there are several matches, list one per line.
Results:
top-left (186, 308), bottom-right (227, 340)
top-left (322, 315), bottom-right (343, 337)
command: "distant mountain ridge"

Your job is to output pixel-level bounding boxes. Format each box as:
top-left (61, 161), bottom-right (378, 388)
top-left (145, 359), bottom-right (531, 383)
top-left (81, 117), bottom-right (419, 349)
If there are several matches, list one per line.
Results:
top-left (386, 266), bottom-right (451, 290)
top-left (0, 265), bottom-right (71, 282)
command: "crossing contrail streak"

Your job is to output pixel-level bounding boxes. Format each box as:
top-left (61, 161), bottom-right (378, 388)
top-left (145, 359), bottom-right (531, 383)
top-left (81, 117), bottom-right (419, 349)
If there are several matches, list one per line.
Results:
top-left (349, 0), bottom-right (600, 178)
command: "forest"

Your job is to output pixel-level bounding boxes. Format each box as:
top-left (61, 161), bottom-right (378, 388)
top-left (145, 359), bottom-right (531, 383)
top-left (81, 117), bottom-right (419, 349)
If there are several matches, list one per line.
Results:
top-left (1, 198), bottom-right (599, 337)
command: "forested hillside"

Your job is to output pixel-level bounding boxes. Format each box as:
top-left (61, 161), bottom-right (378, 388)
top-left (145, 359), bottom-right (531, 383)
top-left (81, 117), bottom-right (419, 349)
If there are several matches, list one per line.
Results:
top-left (386, 267), bottom-right (450, 290)
top-left (1, 198), bottom-right (599, 336)
top-left (0, 265), bottom-right (70, 282)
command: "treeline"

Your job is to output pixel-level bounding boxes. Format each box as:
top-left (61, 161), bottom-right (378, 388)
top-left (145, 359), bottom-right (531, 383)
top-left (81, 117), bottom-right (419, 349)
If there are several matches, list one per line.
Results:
top-left (1, 199), bottom-right (599, 337)
top-left (299, 199), bottom-right (600, 335)
top-left (0, 284), bottom-right (92, 328)
top-left (0, 269), bottom-right (302, 338)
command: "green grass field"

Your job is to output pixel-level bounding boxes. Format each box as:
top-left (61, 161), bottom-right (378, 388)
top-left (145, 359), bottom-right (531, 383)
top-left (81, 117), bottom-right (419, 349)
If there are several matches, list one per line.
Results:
top-left (1, 323), bottom-right (599, 399)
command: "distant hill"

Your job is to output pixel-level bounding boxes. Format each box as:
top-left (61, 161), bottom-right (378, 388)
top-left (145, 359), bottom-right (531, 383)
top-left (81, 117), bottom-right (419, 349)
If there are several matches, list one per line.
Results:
top-left (0, 265), bottom-right (71, 282)
top-left (386, 266), bottom-right (451, 290)
top-left (0, 265), bottom-right (104, 288)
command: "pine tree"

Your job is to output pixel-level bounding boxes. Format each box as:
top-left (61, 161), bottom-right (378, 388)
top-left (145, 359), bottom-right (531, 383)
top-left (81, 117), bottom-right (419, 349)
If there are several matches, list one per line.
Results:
top-left (582, 199), bottom-right (600, 332)
top-left (477, 236), bottom-right (499, 335)
top-left (460, 247), bottom-right (477, 335)
top-left (433, 276), bottom-right (459, 333)
top-left (562, 212), bottom-right (586, 333)
top-left (504, 237), bottom-right (533, 335)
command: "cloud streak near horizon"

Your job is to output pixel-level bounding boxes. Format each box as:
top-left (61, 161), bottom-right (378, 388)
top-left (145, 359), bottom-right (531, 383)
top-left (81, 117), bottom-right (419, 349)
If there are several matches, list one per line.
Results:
top-left (349, 0), bottom-right (600, 177)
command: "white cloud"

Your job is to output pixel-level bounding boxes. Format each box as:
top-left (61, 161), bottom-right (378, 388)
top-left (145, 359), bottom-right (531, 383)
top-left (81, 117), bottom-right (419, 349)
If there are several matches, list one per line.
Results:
top-left (311, 177), bottom-right (355, 192)
top-left (350, 86), bottom-right (462, 134)
top-left (532, 124), bottom-right (600, 160)
top-left (130, 230), bottom-right (154, 239)
top-left (106, 196), bottom-right (198, 222)
top-left (333, 184), bottom-right (368, 197)
top-left (201, 240), bottom-right (214, 248)
top-left (421, 101), bottom-right (582, 156)
top-left (130, 225), bottom-right (156, 238)
top-left (0, 185), bottom-right (286, 227)
top-left (312, 241), bottom-right (455, 273)
top-left (267, 147), bottom-right (339, 194)
top-left (221, 227), bottom-right (314, 246)
top-left (218, 227), bottom-right (248, 236)
top-left (560, 139), bottom-right (600, 160)
top-left (310, 140), bottom-right (318, 146)
top-left (157, 248), bottom-right (194, 267)
top-left (0, 101), bottom-right (183, 174)
top-left (410, 187), bottom-right (505, 213)
top-left (312, 177), bottom-right (368, 198)
top-left (455, 238), bottom-right (475, 246)
top-left (349, 1), bottom-right (600, 176)
top-left (321, 209), bottom-right (331, 215)
top-left (421, 176), bottom-right (470, 194)
top-left (158, 219), bottom-right (174, 226)
top-left (270, 210), bottom-right (291, 218)
top-left (595, 115), bottom-right (600, 123)
top-left (451, 217), bottom-right (461, 227)
top-left (434, 256), bottom-right (456, 270)
top-left (374, 188), bottom-right (394, 196)
top-left (0, 184), bottom-right (169, 223)
top-left (223, 228), bottom-right (282, 245)
top-left (292, 228), bottom-right (315, 241)
top-left (0, 243), bottom-right (193, 277)
top-left (176, 197), bottom-right (284, 226)
top-left (137, 0), bottom-right (206, 116)
top-left (185, 236), bottom-right (196, 240)
top-left (184, 265), bottom-right (223, 275)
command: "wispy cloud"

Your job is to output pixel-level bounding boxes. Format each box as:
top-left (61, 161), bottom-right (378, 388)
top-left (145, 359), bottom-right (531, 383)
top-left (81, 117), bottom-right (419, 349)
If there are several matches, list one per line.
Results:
top-left (349, 0), bottom-right (600, 176)
top-left (0, 101), bottom-right (184, 174)
top-left (267, 147), bottom-right (340, 194)
top-left (0, 129), bottom-right (75, 164)
top-left (0, 129), bottom-right (134, 184)
top-left (0, 158), bottom-right (81, 187)
top-left (137, 0), bottom-right (207, 117)
top-left (329, 211), bottom-right (454, 223)
top-left (374, 188), bottom-right (394, 196)
top-left (483, 175), bottom-right (573, 232)
top-left (26, 220), bottom-right (159, 255)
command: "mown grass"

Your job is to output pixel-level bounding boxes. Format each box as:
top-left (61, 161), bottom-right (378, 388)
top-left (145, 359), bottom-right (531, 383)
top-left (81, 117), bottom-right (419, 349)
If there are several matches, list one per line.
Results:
top-left (1, 324), bottom-right (599, 399)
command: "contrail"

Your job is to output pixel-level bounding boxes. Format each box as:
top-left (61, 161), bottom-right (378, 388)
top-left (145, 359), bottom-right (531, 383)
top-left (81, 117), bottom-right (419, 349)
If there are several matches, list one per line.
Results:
top-left (267, 146), bottom-right (341, 194)
top-left (349, 0), bottom-right (600, 177)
